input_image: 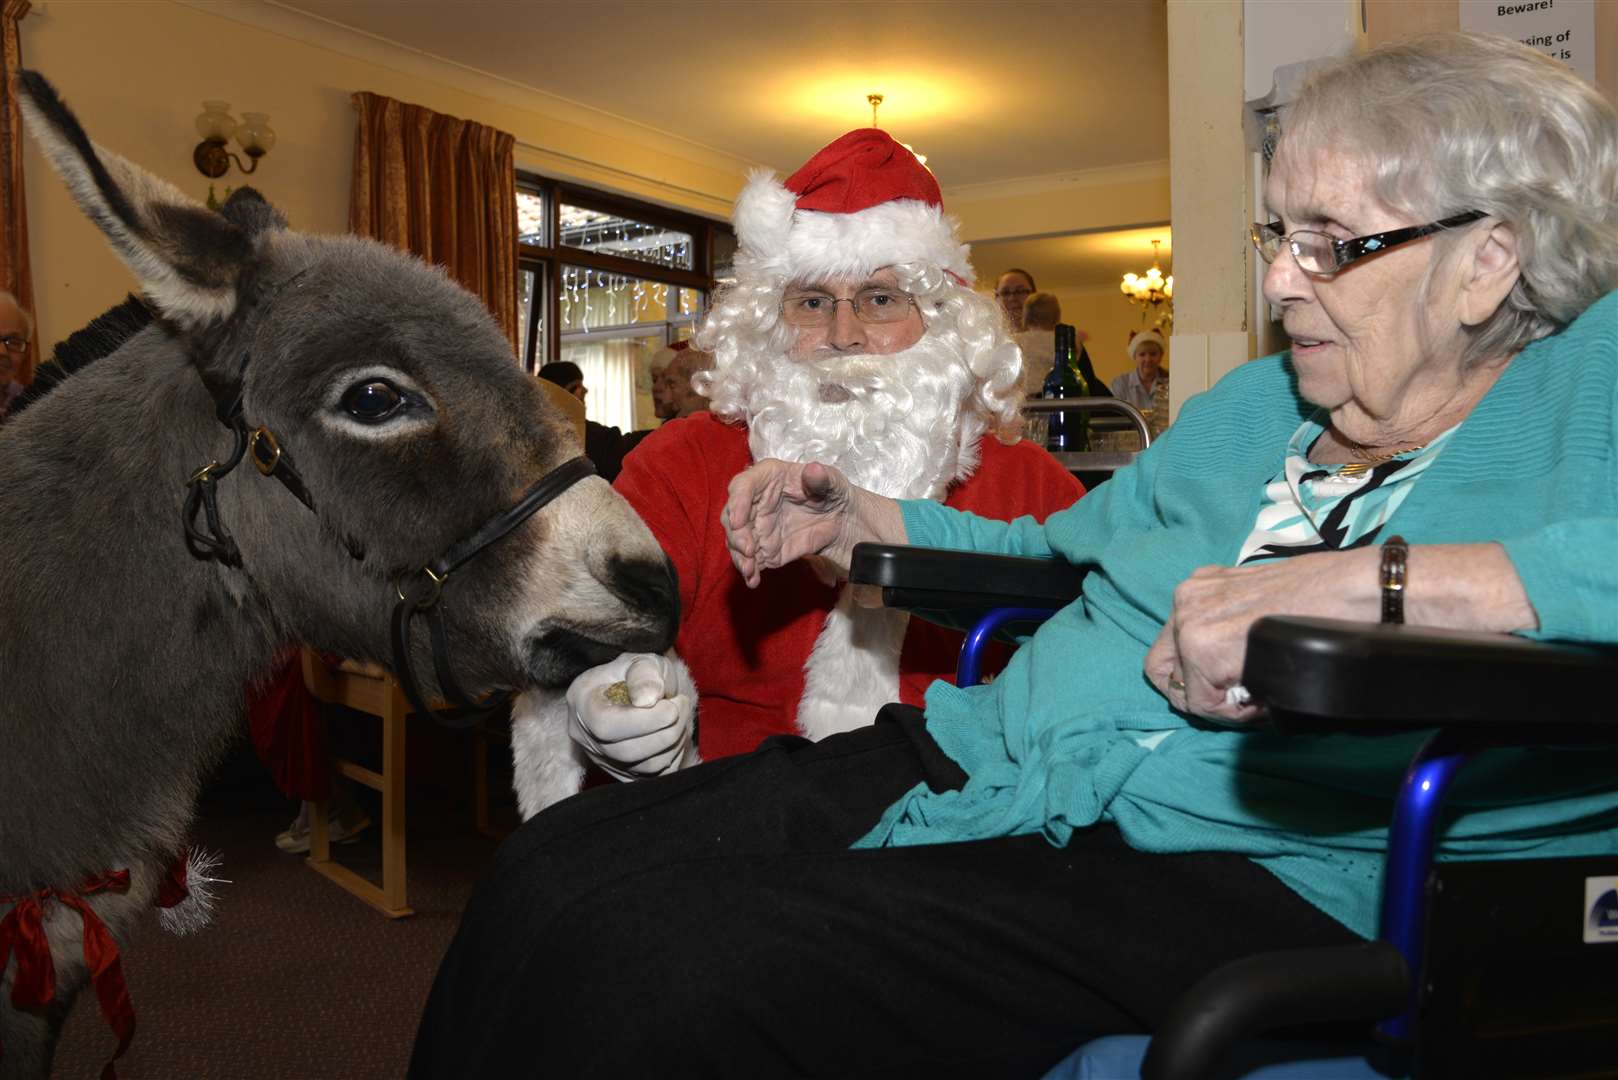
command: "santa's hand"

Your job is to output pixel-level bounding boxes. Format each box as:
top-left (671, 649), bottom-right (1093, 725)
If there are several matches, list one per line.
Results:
top-left (723, 459), bottom-right (905, 588)
top-left (566, 652), bottom-right (697, 781)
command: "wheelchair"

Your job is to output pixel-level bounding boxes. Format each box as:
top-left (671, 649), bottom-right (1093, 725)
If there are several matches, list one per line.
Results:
top-left (849, 543), bottom-right (1618, 1080)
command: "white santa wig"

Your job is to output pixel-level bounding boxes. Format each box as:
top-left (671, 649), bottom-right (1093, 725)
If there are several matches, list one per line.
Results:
top-left (692, 132), bottom-right (1025, 484)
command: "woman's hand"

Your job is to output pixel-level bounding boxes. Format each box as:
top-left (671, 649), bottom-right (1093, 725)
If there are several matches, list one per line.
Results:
top-left (1144, 542), bottom-right (1537, 722)
top-left (722, 459), bottom-right (905, 588)
top-left (1143, 549), bottom-right (1381, 723)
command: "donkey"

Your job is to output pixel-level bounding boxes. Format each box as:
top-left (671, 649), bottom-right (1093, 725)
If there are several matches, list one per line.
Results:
top-left (0, 72), bottom-right (677, 1077)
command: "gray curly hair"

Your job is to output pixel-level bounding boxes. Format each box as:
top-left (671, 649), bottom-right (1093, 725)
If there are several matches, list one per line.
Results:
top-left (1278, 32), bottom-right (1618, 365)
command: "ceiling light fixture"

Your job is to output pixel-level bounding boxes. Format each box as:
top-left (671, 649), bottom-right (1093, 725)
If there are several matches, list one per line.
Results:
top-left (1121, 239), bottom-right (1173, 332)
top-left (867, 93), bottom-right (926, 167)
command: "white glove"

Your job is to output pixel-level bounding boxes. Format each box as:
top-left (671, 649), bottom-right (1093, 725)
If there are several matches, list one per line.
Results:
top-left (566, 652), bottom-right (698, 781)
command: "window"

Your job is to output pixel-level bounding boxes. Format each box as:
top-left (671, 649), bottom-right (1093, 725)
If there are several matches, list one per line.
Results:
top-left (516, 177), bottom-right (731, 433)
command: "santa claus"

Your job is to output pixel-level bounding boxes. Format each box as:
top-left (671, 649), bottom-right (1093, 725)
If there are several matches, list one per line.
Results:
top-left (510, 128), bottom-right (1081, 816)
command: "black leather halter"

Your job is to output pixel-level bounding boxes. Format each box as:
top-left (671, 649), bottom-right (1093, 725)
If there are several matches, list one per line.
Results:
top-left (388, 454), bottom-right (596, 726)
top-left (183, 355), bottom-right (315, 566)
top-left (183, 354), bottom-right (597, 728)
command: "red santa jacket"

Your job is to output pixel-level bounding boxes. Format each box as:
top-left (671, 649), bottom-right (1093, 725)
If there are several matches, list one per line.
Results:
top-left (614, 412), bottom-right (1083, 761)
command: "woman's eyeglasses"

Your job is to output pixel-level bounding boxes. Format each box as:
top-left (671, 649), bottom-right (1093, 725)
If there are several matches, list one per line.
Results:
top-left (1250, 210), bottom-right (1486, 275)
top-left (779, 287), bottom-right (918, 328)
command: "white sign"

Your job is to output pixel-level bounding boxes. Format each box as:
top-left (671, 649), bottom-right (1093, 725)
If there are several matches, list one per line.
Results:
top-left (1583, 875), bottom-right (1618, 945)
top-left (1460, 0), bottom-right (1598, 85)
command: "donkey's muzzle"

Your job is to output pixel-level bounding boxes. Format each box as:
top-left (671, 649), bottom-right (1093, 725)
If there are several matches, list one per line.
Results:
top-left (606, 554), bottom-right (680, 652)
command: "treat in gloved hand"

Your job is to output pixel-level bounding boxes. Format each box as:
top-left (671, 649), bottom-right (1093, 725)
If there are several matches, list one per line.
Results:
top-left (604, 681), bottom-right (633, 706)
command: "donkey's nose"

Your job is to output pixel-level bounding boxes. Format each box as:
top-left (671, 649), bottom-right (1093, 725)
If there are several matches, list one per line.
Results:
top-left (606, 554), bottom-right (680, 649)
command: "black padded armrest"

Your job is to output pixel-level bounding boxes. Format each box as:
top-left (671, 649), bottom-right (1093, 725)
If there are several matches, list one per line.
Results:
top-left (849, 543), bottom-right (1083, 614)
top-left (1141, 942), bottom-right (1408, 1080)
top-left (1244, 616), bottom-right (1618, 729)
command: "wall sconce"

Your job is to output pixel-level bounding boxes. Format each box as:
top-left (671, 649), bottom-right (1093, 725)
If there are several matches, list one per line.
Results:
top-left (193, 100), bottom-right (276, 178)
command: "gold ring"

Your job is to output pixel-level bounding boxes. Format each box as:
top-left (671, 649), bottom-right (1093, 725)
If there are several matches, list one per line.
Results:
top-left (1168, 675), bottom-right (1186, 692)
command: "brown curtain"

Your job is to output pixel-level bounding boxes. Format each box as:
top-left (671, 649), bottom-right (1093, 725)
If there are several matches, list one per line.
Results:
top-left (1, 0), bottom-right (35, 384)
top-left (349, 91), bottom-right (518, 353)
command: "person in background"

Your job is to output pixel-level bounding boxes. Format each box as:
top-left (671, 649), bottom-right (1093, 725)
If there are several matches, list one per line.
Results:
top-left (412, 33), bottom-right (1618, 1076)
top-left (1110, 329), bottom-right (1168, 411)
top-left (994, 267), bottom-right (1037, 332)
top-left (0, 290), bottom-right (32, 424)
top-left (537, 359), bottom-right (630, 482)
top-left (1013, 291), bottom-right (1061, 397)
top-left (500, 127), bottom-right (1082, 819)
top-left (649, 341), bottom-right (713, 422)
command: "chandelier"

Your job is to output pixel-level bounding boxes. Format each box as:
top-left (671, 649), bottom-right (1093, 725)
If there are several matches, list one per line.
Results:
top-left (867, 94), bottom-right (927, 166)
top-left (1121, 239), bottom-right (1173, 332)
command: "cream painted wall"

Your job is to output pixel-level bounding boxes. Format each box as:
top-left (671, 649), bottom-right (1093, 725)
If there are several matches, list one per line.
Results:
top-left (19, 0), bottom-right (740, 351)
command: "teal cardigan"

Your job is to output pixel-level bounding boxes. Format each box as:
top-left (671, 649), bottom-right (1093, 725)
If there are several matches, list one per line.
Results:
top-left (858, 291), bottom-right (1618, 938)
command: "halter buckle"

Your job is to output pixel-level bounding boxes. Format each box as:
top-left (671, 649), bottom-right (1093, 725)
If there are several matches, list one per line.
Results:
top-left (188, 461), bottom-right (222, 486)
top-left (248, 427), bottom-right (282, 477)
top-left (395, 565), bottom-right (446, 609)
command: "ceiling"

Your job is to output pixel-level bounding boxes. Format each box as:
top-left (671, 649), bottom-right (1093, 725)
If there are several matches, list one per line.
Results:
top-left (973, 225), bottom-right (1171, 292)
top-left (269, 0), bottom-right (1171, 287)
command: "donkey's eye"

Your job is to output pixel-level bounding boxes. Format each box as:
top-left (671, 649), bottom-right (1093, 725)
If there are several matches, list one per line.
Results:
top-left (341, 380), bottom-right (405, 422)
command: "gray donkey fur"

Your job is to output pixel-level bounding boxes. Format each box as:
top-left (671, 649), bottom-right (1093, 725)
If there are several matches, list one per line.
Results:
top-left (0, 73), bottom-right (676, 1076)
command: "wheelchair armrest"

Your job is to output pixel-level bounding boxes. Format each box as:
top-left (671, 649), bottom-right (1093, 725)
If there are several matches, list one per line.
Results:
top-left (848, 543), bottom-right (1083, 614)
top-left (1140, 942), bottom-right (1409, 1080)
top-left (1244, 616), bottom-right (1618, 730)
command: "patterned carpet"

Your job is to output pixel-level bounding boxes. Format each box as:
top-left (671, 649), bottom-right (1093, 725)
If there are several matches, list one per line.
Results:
top-left (51, 744), bottom-right (511, 1079)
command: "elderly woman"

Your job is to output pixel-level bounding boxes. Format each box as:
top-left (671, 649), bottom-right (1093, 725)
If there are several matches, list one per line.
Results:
top-left (411, 34), bottom-right (1617, 1078)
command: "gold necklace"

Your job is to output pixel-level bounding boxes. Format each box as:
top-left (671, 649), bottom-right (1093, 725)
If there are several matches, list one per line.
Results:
top-left (1337, 440), bottom-right (1427, 479)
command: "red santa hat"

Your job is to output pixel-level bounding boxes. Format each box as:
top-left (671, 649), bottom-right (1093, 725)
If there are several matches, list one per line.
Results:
top-left (1127, 329), bottom-right (1167, 360)
top-left (731, 128), bottom-right (974, 287)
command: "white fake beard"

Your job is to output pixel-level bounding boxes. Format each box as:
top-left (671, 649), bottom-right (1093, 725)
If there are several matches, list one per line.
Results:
top-left (741, 332), bottom-right (983, 501)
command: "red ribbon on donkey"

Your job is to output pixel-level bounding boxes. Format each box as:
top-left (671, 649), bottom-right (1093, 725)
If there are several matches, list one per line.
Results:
top-left (1, 869), bottom-right (138, 1080)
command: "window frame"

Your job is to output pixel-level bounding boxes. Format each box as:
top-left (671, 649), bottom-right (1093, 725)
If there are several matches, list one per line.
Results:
top-left (515, 173), bottom-right (733, 372)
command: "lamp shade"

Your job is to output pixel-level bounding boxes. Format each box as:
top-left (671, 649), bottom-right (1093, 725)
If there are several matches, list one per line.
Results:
top-left (234, 113), bottom-right (276, 157)
top-left (195, 101), bottom-right (236, 141)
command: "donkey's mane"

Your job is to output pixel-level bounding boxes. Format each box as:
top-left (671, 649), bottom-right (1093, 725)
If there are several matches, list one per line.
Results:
top-left (10, 293), bottom-right (153, 418)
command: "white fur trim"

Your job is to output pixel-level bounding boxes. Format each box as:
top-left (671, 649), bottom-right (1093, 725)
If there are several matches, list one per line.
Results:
top-left (510, 688), bottom-right (589, 820)
top-left (796, 585), bottom-right (908, 740)
top-left (1128, 329), bottom-right (1168, 359)
top-left (732, 171), bottom-right (973, 286)
top-left (157, 847), bottom-right (228, 937)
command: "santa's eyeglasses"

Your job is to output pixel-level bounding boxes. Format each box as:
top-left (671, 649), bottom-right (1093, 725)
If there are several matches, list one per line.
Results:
top-left (779, 287), bottom-right (917, 328)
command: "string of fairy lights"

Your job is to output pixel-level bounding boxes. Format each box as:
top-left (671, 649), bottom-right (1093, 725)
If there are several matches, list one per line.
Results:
top-left (560, 271), bottom-right (701, 334)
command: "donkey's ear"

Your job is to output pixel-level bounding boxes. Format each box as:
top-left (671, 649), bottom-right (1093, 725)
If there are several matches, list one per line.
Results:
top-left (17, 70), bottom-right (251, 330)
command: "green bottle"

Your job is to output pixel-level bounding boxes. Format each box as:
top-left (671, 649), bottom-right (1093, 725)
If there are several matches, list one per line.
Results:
top-left (1061, 323), bottom-right (1091, 452)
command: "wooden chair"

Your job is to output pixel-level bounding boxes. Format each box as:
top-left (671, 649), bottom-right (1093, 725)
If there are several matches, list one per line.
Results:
top-left (299, 650), bottom-right (417, 918)
top-left (298, 649), bottom-right (517, 917)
